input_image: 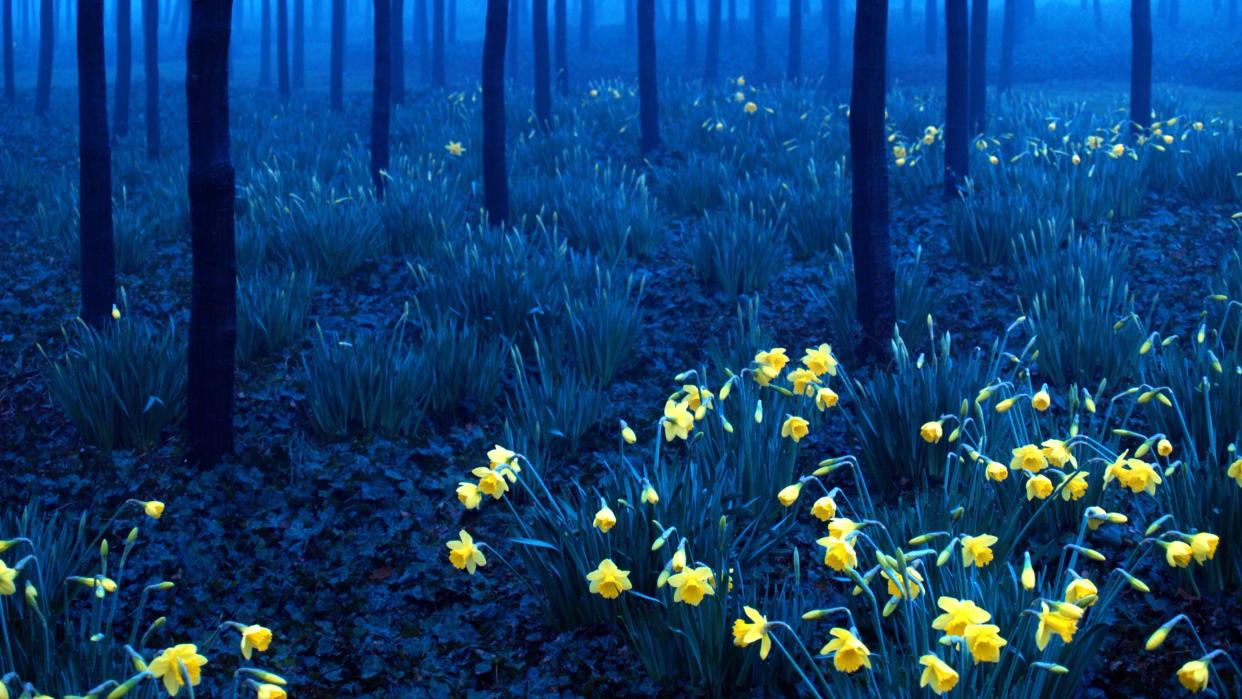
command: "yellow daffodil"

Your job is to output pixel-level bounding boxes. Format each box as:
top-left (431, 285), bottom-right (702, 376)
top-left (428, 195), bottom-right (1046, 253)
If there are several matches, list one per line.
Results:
top-left (257, 684), bottom-right (287, 699)
top-left (815, 387), bottom-right (839, 411)
top-left (240, 625), bottom-right (272, 660)
top-left (821, 627), bottom-right (871, 673)
top-left (1086, 135), bottom-right (1103, 149)
top-left (0, 560), bottom-right (17, 595)
top-left (960, 534), bottom-right (998, 568)
top-left (663, 399), bottom-right (695, 441)
top-left (744, 101), bottom-right (758, 114)
top-left (1109, 143), bottom-right (1126, 158)
top-left (734, 90), bottom-right (745, 102)
top-left (445, 141), bottom-right (465, 157)
top-left (1011, 444), bottom-right (1049, 473)
top-left (487, 444), bottom-right (517, 466)
top-left (1114, 457), bottom-right (1162, 495)
top-left (668, 565), bottom-right (716, 605)
top-left (781, 415), bottom-right (810, 442)
top-left (472, 466), bottom-right (509, 499)
top-left (731, 606), bottom-right (772, 659)
top-left (1035, 602), bottom-right (1082, 650)
top-left (964, 624), bottom-right (1007, 664)
top-left (586, 558), bottom-right (633, 599)
top-left (1031, 389), bottom-right (1051, 411)
top-left (622, 424), bottom-right (637, 444)
top-left (446, 530), bottom-right (487, 575)
top-left (1060, 471), bottom-right (1089, 501)
top-left (753, 347), bottom-right (789, 385)
top-left (1021, 551), bottom-right (1036, 590)
top-left (985, 461), bottom-right (1008, 482)
top-left (1065, 577), bottom-right (1098, 607)
top-left (882, 566), bottom-right (924, 600)
top-left (801, 344), bottom-right (839, 376)
top-left (932, 596), bottom-right (991, 636)
top-left (641, 482), bottom-right (659, 505)
top-left (456, 482), bottom-right (482, 510)
top-left (828, 517), bottom-right (858, 539)
top-left (682, 384), bottom-right (714, 412)
top-left (1178, 659), bottom-right (1210, 693)
top-left (1041, 440), bottom-right (1076, 469)
top-left (988, 154), bottom-right (1000, 165)
top-left (593, 505), bottom-right (617, 533)
top-left (111, 304), bottom-right (122, 320)
top-left (1025, 474), bottom-right (1053, 500)
top-left (786, 368), bottom-right (821, 396)
top-left (1229, 458), bottom-right (1242, 488)
top-left (144, 500), bottom-right (166, 519)
top-left (1157, 438), bottom-right (1173, 457)
top-left (893, 144), bottom-right (908, 160)
top-left (148, 644), bottom-right (208, 697)
top-left (1189, 533), bottom-right (1219, 564)
top-left (920, 420), bottom-right (944, 444)
top-left (810, 496), bottom-right (837, 521)
top-left (816, 535), bottom-right (857, 571)
top-left (1071, 153), bottom-right (1082, 165)
top-left (777, 483), bottom-right (803, 507)
top-left (919, 654), bottom-right (959, 695)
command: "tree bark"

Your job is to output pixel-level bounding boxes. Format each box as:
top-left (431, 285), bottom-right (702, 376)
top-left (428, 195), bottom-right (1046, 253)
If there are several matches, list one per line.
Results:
top-left (924, 0), bottom-right (936, 53)
top-left (968, 0), bottom-right (986, 133)
top-left (416, 0), bottom-right (428, 82)
top-left (945, 0), bottom-right (967, 195)
top-left (433, 0), bottom-right (445, 85)
top-left (114, 0), bottom-right (132, 137)
top-left (533, 0), bottom-right (550, 128)
top-left (260, 0), bottom-right (271, 86)
top-left (34, 0), bottom-right (50, 114)
top-left (704, 0), bottom-right (720, 79)
top-left (637, 0), bottom-right (658, 152)
top-left (998, 0), bottom-right (1014, 90)
top-left (186, 0), bottom-right (236, 468)
top-left (786, 0), bottom-right (800, 79)
top-left (371, 0), bottom-right (391, 195)
top-left (330, 0), bottom-right (343, 110)
top-left (482, 0), bottom-right (509, 224)
top-left (579, 0), bottom-right (592, 49)
top-left (143, 0), bottom-right (159, 157)
top-left (77, 0), bottom-right (116, 330)
top-left (293, 0), bottom-right (304, 90)
top-left (685, 0), bottom-right (696, 65)
top-left (277, 0), bottom-right (290, 98)
top-left (508, 0), bottom-right (520, 75)
top-left (1130, 0), bottom-right (1151, 140)
top-left (3, 0), bottom-right (13, 102)
top-left (849, 0), bottom-right (895, 360)
top-left (449, 0), bottom-right (456, 41)
top-left (393, 0), bottom-right (406, 101)
top-left (554, 0), bottom-right (567, 93)
top-left (752, 0), bottom-right (765, 73)
top-left (825, 0), bottom-right (839, 84)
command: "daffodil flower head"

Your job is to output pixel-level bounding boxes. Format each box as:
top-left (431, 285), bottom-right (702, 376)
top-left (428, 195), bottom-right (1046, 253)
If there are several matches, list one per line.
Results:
top-left (239, 624), bottom-right (273, 660)
top-left (667, 565), bottom-right (716, 605)
top-left (731, 606), bottom-right (772, 659)
top-left (586, 558), bottom-right (633, 599)
top-left (147, 644), bottom-right (208, 697)
top-left (446, 530), bottom-right (487, 575)
top-left (919, 653), bottom-right (959, 695)
top-left (821, 627), bottom-right (871, 673)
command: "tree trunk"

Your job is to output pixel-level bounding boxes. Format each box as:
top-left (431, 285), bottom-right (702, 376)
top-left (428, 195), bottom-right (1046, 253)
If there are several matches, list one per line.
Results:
top-left (968, 0), bottom-right (986, 133)
top-left (752, 0), bottom-right (765, 73)
top-left (728, 0), bottom-right (736, 41)
top-left (924, 0), bottom-right (936, 53)
top-left (508, 0), bottom-right (520, 76)
top-left (998, 0), bottom-right (1014, 90)
top-left (945, 0), bottom-right (967, 195)
top-left (704, 0), bottom-right (720, 79)
top-left (672, 0), bottom-right (679, 34)
top-left (904, 0), bottom-right (911, 23)
top-left (143, 0), bottom-right (159, 157)
top-left (1094, 0), bottom-right (1102, 27)
top-left (293, 0), bottom-right (304, 90)
top-left (579, 0), bottom-right (591, 49)
top-left (113, 0), bottom-right (132, 137)
top-left (825, 0), bottom-right (839, 84)
top-left (3, 0), bottom-right (13, 102)
top-left (371, 0), bottom-right (391, 195)
top-left (186, 0), bottom-right (237, 468)
top-left (1169, 0), bottom-right (1178, 27)
top-left (277, 0), bottom-right (289, 98)
top-left (433, 0), bottom-right (445, 85)
top-left (685, 0), bottom-right (696, 64)
top-left (416, 0), bottom-right (429, 82)
top-left (77, 0), bottom-right (116, 330)
top-left (330, 0), bottom-right (343, 110)
top-left (625, 0), bottom-right (634, 37)
top-left (260, 0), bottom-right (271, 86)
top-left (637, 0), bottom-right (658, 152)
top-left (786, 0), bottom-right (800, 79)
top-left (849, 0), bottom-right (895, 360)
top-left (34, 0), bottom-right (50, 114)
top-left (554, 0), bottom-right (567, 93)
top-left (393, 0), bottom-right (406, 101)
top-left (482, 0), bottom-right (509, 224)
top-left (533, 0), bottom-right (550, 128)
top-left (449, 0), bottom-right (456, 41)
top-left (1130, 0), bottom-right (1151, 140)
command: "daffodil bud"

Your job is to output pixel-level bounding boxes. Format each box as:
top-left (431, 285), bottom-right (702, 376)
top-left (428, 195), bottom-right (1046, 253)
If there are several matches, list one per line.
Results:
top-left (936, 544), bottom-right (953, 568)
top-left (908, 533), bottom-right (940, 545)
top-left (24, 582), bottom-right (37, 608)
top-left (126, 527), bottom-right (139, 544)
top-left (620, 422), bottom-right (637, 445)
top-left (106, 673), bottom-right (147, 699)
top-left (100, 539), bottom-right (109, 559)
top-left (1145, 514), bottom-right (1172, 536)
top-left (949, 506), bottom-right (964, 520)
top-left (674, 370), bottom-right (694, 382)
top-left (1106, 511), bottom-right (1128, 524)
top-left (1134, 440), bottom-right (1152, 458)
top-left (948, 426), bottom-right (961, 443)
top-left (1146, 618), bottom-right (1180, 651)
top-left (1122, 570), bottom-right (1150, 593)
top-left (1137, 390), bottom-right (1157, 405)
top-left (801, 609), bottom-right (830, 620)
top-left (1068, 544), bottom-right (1106, 562)
top-left (1139, 334), bottom-right (1156, 354)
top-left (882, 598), bottom-right (899, 617)
top-left (1156, 393), bottom-right (1172, 408)
top-left (651, 535), bottom-right (667, 552)
top-left (1032, 662), bottom-right (1069, 674)
top-left (1021, 552), bottom-right (1035, 590)
top-left (994, 396), bottom-right (1016, 413)
top-left (239, 669), bottom-right (289, 685)
top-left (0, 539), bottom-right (17, 553)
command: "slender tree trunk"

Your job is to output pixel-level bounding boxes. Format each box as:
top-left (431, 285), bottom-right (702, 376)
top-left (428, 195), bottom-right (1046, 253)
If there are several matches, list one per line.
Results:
top-left (579, 0), bottom-right (591, 49)
top-left (704, 0), bottom-right (720, 79)
top-left (850, 0), bottom-right (894, 359)
top-left (998, 0), bottom-right (1014, 90)
top-left (186, 0), bottom-right (236, 468)
top-left (482, 0), bottom-right (509, 223)
top-left (826, 0), bottom-right (839, 84)
top-left (143, 0), bottom-right (159, 157)
top-left (625, 0), bottom-right (634, 38)
top-left (1130, 0), bottom-right (1151, 140)
top-left (293, 0), bottom-right (304, 89)
top-left (924, 0), bottom-right (936, 53)
top-left (433, 0), bottom-right (445, 85)
top-left (533, 0), bottom-right (550, 128)
top-left (113, 0), bottom-right (132, 137)
top-left (371, 0), bottom-right (391, 195)
top-left (3, 0), bottom-right (13, 102)
top-left (637, 0), bottom-right (658, 152)
top-left (968, 0), bottom-right (986, 132)
top-left (945, 0), bottom-right (967, 195)
top-left (786, 0), bottom-right (800, 79)
top-left (393, 0), bottom-right (406, 101)
top-left (330, 0), bottom-right (343, 110)
top-left (508, 0), bottom-right (520, 76)
top-left (77, 0), bottom-right (116, 330)
top-left (554, 0), bottom-right (567, 93)
top-left (685, 0), bottom-right (696, 64)
top-left (34, 0), bottom-right (50, 114)
top-left (260, 0), bottom-right (271, 86)
top-left (752, 0), bottom-right (765, 73)
top-left (672, 0), bottom-right (679, 33)
top-left (277, 0), bottom-right (289, 98)
top-left (728, 0), bottom-right (736, 41)
top-left (449, 0), bottom-right (456, 41)
top-left (416, 0), bottom-right (429, 81)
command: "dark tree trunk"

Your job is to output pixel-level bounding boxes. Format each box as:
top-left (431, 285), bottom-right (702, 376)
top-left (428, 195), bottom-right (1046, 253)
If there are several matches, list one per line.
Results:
top-left (924, 0), bottom-right (936, 53)
top-left (945, 0), bottom-right (967, 195)
top-left (786, 0), bottom-right (800, 79)
top-left (3, 0), bottom-right (13, 102)
top-left (416, 0), bottom-right (429, 82)
top-left (114, 0), bottom-right (132, 137)
top-left (728, 0), bottom-right (736, 41)
top-left (143, 0), bottom-right (159, 157)
top-left (482, 0), bottom-right (509, 224)
top-left (277, 0), bottom-right (290, 98)
top-left (579, 0), bottom-right (591, 49)
top-left (449, 0), bottom-right (456, 41)
top-left (260, 0), bottom-right (271, 86)
top-left (637, 0), bottom-right (658, 152)
top-left (371, 0), bottom-right (391, 195)
top-left (1130, 0), bottom-right (1151, 140)
top-left (672, 0), bottom-right (679, 32)
top-left (685, 0), bottom-right (696, 64)
top-left (625, 0), bottom-right (634, 38)
top-left (533, 0), bottom-right (550, 128)
top-left (393, 0), bottom-right (406, 101)
top-left (433, 0), bottom-right (445, 85)
top-left (825, 0), bottom-right (839, 84)
top-left (77, 0), bottom-right (116, 330)
top-left (998, 0), bottom-right (1014, 90)
top-left (849, 0), bottom-right (895, 360)
top-left (752, 0), bottom-right (765, 73)
top-left (34, 0), bottom-right (50, 114)
top-left (330, 0), bottom-right (343, 110)
top-left (186, 0), bottom-right (237, 468)
top-left (968, 0), bottom-right (986, 132)
top-left (554, 0), bottom-right (567, 93)
top-left (704, 0), bottom-right (720, 79)
top-left (293, 0), bottom-right (304, 89)
top-left (508, 0), bottom-right (520, 76)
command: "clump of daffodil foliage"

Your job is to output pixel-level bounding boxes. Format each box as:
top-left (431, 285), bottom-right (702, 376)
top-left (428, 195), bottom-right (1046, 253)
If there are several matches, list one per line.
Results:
top-left (0, 502), bottom-right (289, 699)
top-left (446, 305), bottom-right (1242, 695)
